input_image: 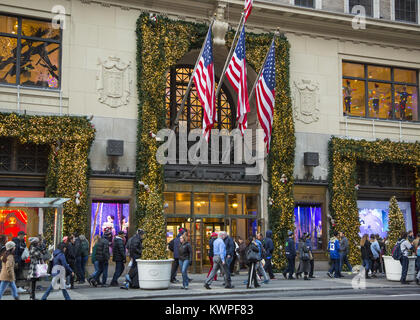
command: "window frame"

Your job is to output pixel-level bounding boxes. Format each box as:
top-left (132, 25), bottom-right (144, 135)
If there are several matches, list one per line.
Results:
top-left (391, 0), bottom-right (420, 23)
top-left (0, 13), bottom-right (63, 91)
top-left (342, 61), bottom-right (420, 122)
top-left (291, 0), bottom-right (322, 9)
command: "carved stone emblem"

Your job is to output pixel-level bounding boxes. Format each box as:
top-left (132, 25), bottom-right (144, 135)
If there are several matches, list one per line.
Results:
top-left (292, 79), bottom-right (320, 124)
top-left (97, 56), bottom-right (132, 108)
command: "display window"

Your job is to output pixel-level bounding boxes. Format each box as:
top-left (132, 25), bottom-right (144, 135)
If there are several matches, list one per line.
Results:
top-left (294, 204), bottom-right (322, 250)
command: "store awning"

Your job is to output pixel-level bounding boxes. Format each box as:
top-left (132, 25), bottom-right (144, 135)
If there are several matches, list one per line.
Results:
top-left (0, 197), bottom-right (70, 208)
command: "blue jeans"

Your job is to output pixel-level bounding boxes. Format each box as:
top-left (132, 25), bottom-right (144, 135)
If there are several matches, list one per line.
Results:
top-left (0, 281), bottom-right (18, 299)
top-left (339, 252), bottom-right (352, 272)
top-left (79, 256), bottom-right (88, 282)
top-left (93, 261), bottom-right (109, 284)
top-left (329, 258), bottom-right (340, 277)
top-left (286, 257), bottom-right (295, 277)
top-left (41, 283), bottom-right (71, 300)
top-left (225, 256), bottom-right (233, 282)
top-left (362, 258), bottom-right (371, 276)
top-left (400, 256), bottom-right (409, 282)
top-left (111, 261), bottom-right (125, 284)
top-left (179, 259), bottom-right (190, 288)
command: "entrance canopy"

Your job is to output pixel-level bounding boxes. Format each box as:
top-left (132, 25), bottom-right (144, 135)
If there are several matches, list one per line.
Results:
top-left (0, 197), bottom-right (70, 208)
top-left (0, 197), bottom-right (70, 247)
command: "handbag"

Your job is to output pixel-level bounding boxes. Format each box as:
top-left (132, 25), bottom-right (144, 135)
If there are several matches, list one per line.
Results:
top-left (21, 247), bottom-right (29, 261)
top-left (246, 243), bottom-right (259, 262)
top-left (35, 263), bottom-right (49, 278)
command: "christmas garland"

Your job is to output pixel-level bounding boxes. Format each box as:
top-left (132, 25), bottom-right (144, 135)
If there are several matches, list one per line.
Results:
top-left (0, 112), bottom-right (95, 243)
top-left (135, 14), bottom-right (295, 264)
top-left (328, 137), bottom-right (420, 265)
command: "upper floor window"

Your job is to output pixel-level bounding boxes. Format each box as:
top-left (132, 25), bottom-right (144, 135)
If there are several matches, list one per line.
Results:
top-left (342, 62), bottom-right (419, 121)
top-left (349, 0), bottom-right (373, 17)
top-left (0, 14), bottom-right (61, 89)
top-left (295, 0), bottom-right (315, 8)
top-left (395, 0), bottom-right (418, 23)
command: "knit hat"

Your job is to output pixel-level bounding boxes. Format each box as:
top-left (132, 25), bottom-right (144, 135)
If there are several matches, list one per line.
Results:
top-left (211, 232), bottom-right (218, 237)
top-left (29, 237), bottom-right (39, 244)
top-left (5, 241), bottom-right (16, 251)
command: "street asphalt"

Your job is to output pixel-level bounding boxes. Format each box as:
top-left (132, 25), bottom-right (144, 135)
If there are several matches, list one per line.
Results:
top-left (2, 270), bottom-right (419, 300)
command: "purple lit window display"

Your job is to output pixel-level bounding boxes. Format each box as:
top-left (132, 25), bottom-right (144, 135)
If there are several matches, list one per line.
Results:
top-left (294, 205), bottom-right (322, 250)
top-left (90, 202), bottom-right (129, 247)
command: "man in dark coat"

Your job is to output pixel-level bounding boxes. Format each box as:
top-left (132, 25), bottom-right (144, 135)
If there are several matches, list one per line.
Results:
top-left (224, 233), bottom-right (235, 283)
top-left (65, 236), bottom-right (77, 289)
top-left (121, 229), bottom-right (145, 289)
top-left (110, 231), bottom-right (126, 286)
top-left (72, 232), bottom-right (83, 283)
top-left (263, 230), bottom-right (275, 279)
top-left (12, 231), bottom-right (27, 293)
top-left (283, 231), bottom-right (296, 280)
top-left (170, 228), bottom-right (186, 283)
top-left (89, 232), bottom-right (110, 287)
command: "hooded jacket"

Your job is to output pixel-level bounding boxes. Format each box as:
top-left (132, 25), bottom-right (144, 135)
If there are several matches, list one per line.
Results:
top-left (263, 230), bottom-right (274, 259)
top-left (285, 236), bottom-right (296, 258)
top-left (95, 236), bottom-right (110, 262)
top-left (173, 232), bottom-right (184, 259)
top-left (112, 236), bottom-right (126, 262)
top-left (328, 237), bottom-right (340, 260)
top-left (51, 249), bottom-right (73, 276)
top-left (224, 236), bottom-right (235, 257)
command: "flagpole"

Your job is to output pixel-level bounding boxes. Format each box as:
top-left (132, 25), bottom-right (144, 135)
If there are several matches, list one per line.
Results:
top-left (172, 19), bottom-right (215, 130)
top-left (214, 12), bottom-right (245, 100)
top-left (248, 32), bottom-right (278, 103)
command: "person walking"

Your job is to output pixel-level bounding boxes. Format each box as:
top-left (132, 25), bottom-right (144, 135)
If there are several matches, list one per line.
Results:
top-left (263, 230), bottom-right (275, 279)
top-left (207, 232), bottom-right (218, 281)
top-left (224, 232), bottom-right (235, 284)
top-left (90, 235), bottom-right (100, 279)
top-left (88, 231), bottom-right (110, 287)
top-left (204, 231), bottom-right (233, 289)
top-left (0, 241), bottom-right (19, 300)
top-left (304, 233), bottom-right (315, 278)
top-left (230, 237), bottom-right (239, 276)
top-left (399, 231), bottom-right (412, 285)
top-left (245, 236), bottom-right (260, 288)
top-left (255, 233), bottom-right (269, 284)
top-left (376, 234), bottom-right (385, 274)
top-left (237, 236), bottom-right (247, 270)
top-left (370, 234), bottom-right (381, 277)
top-left (178, 233), bottom-right (192, 289)
top-left (122, 228), bottom-right (144, 289)
top-left (78, 235), bottom-right (89, 283)
top-left (73, 232), bottom-right (83, 283)
top-left (297, 235), bottom-right (311, 280)
top-left (28, 237), bottom-right (45, 300)
top-left (12, 231), bottom-right (27, 293)
top-left (65, 235), bottom-right (77, 289)
top-left (110, 231), bottom-right (126, 287)
top-left (0, 235), bottom-right (6, 273)
top-left (41, 242), bottom-right (73, 300)
top-left (415, 234), bottom-right (420, 285)
top-left (339, 231), bottom-right (352, 274)
top-left (360, 234), bottom-right (372, 279)
top-left (327, 231), bottom-right (341, 278)
top-left (169, 228), bottom-right (186, 284)
top-left (283, 231), bottom-right (296, 280)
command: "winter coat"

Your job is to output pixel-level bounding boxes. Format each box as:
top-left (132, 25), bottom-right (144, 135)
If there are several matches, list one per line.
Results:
top-left (173, 233), bottom-right (182, 259)
top-left (12, 237), bottom-right (26, 265)
top-left (361, 241), bottom-right (373, 260)
top-left (285, 237), bottom-right (296, 258)
top-left (112, 236), bottom-right (126, 262)
top-left (0, 254), bottom-right (15, 282)
top-left (370, 240), bottom-right (381, 259)
top-left (328, 237), bottom-right (340, 260)
top-left (74, 238), bottom-right (82, 257)
top-left (28, 244), bottom-right (44, 279)
top-left (340, 236), bottom-right (349, 255)
top-left (263, 230), bottom-right (274, 259)
top-left (91, 243), bottom-right (97, 264)
top-left (224, 236), bottom-right (235, 257)
top-left (80, 239), bottom-right (89, 257)
top-left (178, 241), bottom-right (192, 262)
top-left (298, 240), bottom-right (311, 273)
top-left (65, 242), bottom-right (77, 264)
top-left (128, 234), bottom-right (143, 260)
top-left (238, 242), bottom-right (247, 265)
top-left (95, 237), bottom-right (110, 262)
top-left (51, 249), bottom-right (73, 276)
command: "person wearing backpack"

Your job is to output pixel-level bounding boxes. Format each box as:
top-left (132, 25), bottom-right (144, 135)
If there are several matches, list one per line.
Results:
top-left (327, 231), bottom-right (341, 278)
top-left (297, 235), bottom-right (311, 280)
top-left (283, 231), bottom-right (296, 280)
top-left (255, 233), bottom-right (269, 284)
top-left (398, 232), bottom-right (412, 284)
top-left (245, 236), bottom-right (260, 288)
top-left (77, 235), bottom-right (89, 284)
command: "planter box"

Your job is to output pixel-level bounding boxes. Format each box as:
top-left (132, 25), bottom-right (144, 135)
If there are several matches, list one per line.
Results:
top-left (383, 255), bottom-right (417, 282)
top-left (136, 259), bottom-right (174, 290)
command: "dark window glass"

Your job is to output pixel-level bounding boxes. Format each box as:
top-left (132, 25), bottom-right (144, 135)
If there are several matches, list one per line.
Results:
top-left (343, 61), bottom-right (419, 121)
top-left (395, 0), bottom-right (418, 23)
top-left (349, 0), bottom-right (373, 17)
top-left (295, 0), bottom-right (315, 8)
top-left (0, 14), bottom-right (61, 88)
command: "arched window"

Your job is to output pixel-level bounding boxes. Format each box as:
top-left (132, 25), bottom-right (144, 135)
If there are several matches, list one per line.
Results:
top-left (165, 65), bottom-right (235, 132)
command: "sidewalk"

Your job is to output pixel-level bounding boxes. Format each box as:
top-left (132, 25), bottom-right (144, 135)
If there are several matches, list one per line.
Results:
top-left (2, 271), bottom-right (417, 300)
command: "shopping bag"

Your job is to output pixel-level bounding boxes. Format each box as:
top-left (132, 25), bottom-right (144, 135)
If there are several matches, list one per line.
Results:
top-left (35, 263), bottom-right (49, 278)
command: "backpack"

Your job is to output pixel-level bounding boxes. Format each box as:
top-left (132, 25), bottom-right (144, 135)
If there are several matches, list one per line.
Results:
top-left (301, 244), bottom-right (310, 261)
top-left (392, 240), bottom-right (403, 260)
top-left (168, 239), bottom-right (175, 252)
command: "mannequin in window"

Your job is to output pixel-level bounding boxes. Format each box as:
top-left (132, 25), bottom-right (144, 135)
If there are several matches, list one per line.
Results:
top-left (397, 86), bottom-right (412, 120)
top-left (343, 80), bottom-right (353, 115)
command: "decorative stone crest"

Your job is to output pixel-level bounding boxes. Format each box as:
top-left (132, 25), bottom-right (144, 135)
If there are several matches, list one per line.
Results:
top-left (292, 79), bottom-right (320, 124)
top-left (97, 56), bottom-right (132, 108)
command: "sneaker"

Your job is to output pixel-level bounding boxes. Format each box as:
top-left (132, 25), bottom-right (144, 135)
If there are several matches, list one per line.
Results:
top-left (101, 284), bottom-right (108, 288)
top-left (401, 281), bottom-right (410, 285)
top-left (309, 275), bottom-right (316, 279)
top-left (204, 283), bottom-right (211, 290)
top-left (327, 272), bottom-right (332, 278)
top-left (188, 278), bottom-right (193, 282)
top-left (17, 287), bottom-right (27, 294)
top-left (282, 272), bottom-right (287, 279)
top-left (120, 285), bottom-right (129, 290)
top-left (184, 286), bottom-right (189, 290)
top-left (225, 284), bottom-right (234, 289)
top-left (263, 280), bottom-right (269, 284)
top-left (110, 282), bottom-right (119, 287)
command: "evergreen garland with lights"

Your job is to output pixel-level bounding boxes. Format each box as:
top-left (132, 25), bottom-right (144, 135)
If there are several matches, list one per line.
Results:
top-left (0, 112), bottom-right (95, 243)
top-left (328, 137), bottom-right (420, 264)
top-left (386, 196), bottom-right (406, 255)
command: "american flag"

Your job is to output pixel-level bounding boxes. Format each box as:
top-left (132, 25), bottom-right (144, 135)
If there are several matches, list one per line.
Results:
top-left (193, 27), bottom-right (216, 142)
top-left (226, 26), bottom-right (250, 135)
top-left (244, 0), bottom-right (254, 22)
top-left (255, 40), bottom-right (275, 153)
